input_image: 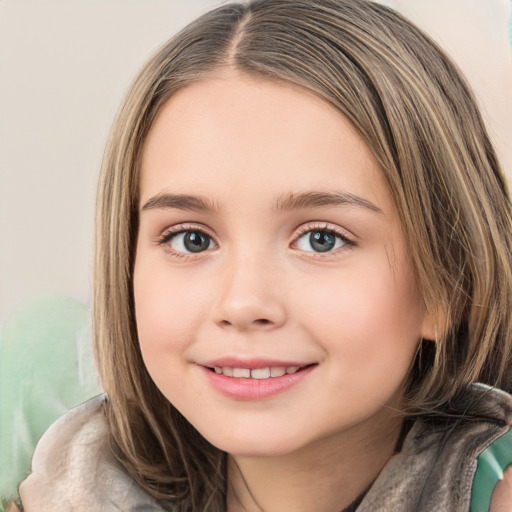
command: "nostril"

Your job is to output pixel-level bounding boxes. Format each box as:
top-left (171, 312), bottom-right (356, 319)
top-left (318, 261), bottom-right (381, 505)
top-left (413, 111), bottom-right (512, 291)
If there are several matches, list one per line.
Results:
top-left (217, 317), bottom-right (273, 330)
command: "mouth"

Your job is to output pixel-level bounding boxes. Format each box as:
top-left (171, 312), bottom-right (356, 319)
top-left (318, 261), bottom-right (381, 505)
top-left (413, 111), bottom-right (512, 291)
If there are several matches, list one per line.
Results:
top-left (200, 361), bottom-right (316, 400)
top-left (206, 365), bottom-right (305, 379)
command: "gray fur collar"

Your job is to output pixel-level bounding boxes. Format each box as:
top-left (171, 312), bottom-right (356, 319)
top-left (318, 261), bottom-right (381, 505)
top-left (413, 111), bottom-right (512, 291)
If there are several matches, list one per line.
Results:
top-left (358, 384), bottom-right (512, 511)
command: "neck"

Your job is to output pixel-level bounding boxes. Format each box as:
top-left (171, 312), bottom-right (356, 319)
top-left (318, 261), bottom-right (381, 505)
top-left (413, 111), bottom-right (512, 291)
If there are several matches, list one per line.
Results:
top-left (226, 411), bottom-right (403, 512)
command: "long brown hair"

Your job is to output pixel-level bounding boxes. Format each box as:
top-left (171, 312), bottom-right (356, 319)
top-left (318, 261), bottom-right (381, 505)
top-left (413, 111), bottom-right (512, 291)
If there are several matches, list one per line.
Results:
top-left (93, 0), bottom-right (512, 508)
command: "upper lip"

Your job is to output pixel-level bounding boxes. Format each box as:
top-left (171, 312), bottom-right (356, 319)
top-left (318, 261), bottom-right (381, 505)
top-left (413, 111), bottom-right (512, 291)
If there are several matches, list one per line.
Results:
top-left (199, 357), bottom-right (312, 369)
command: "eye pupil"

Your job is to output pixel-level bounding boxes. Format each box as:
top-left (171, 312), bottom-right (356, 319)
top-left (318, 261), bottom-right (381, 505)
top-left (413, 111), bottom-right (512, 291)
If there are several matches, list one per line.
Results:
top-left (310, 231), bottom-right (335, 252)
top-left (184, 232), bottom-right (210, 252)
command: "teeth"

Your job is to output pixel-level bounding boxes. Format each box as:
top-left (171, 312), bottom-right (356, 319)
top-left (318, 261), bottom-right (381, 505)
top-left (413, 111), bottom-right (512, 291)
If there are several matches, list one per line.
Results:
top-left (270, 367), bottom-right (286, 377)
top-left (223, 367), bottom-right (234, 377)
top-left (212, 366), bottom-right (303, 379)
top-left (251, 367), bottom-right (271, 379)
top-left (233, 368), bottom-right (251, 378)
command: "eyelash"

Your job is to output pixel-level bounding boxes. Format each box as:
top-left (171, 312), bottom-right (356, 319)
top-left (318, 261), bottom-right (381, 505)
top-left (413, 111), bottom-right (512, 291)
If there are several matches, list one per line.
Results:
top-left (156, 222), bottom-right (355, 260)
top-left (156, 223), bottom-right (216, 260)
top-left (292, 223), bottom-right (354, 257)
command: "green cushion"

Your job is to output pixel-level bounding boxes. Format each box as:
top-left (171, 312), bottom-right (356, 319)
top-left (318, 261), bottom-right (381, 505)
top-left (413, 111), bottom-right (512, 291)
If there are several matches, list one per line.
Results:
top-left (0, 296), bottom-right (100, 505)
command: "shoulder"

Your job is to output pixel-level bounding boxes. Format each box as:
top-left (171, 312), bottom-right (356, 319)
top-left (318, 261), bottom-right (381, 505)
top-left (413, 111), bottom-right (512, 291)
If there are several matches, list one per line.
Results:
top-left (19, 395), bottom-right (164, 511)
top-left (361, 384), bottom-right (512, 511)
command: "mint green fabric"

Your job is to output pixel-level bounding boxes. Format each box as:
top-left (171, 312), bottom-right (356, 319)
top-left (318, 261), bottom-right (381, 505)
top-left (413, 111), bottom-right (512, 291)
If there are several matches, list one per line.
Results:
top-left (0, 296), bottom-right (100, 506)
top-left (470, 427), bottom-right (512, 511)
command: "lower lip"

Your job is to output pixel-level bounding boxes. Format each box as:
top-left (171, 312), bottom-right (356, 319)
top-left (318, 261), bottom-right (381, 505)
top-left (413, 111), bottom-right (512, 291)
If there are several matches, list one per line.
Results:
top-left (200, 365), bottom-right (315, 400)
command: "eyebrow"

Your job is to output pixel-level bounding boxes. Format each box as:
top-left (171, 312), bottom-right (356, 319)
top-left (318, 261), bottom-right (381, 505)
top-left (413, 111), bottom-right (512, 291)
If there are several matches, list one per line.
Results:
top-left (273, 191), bottom-right (382, 213)
top-left (141, 193), bottom-right (222, 213)
top-left (141, 190), bottom-right (382, 214)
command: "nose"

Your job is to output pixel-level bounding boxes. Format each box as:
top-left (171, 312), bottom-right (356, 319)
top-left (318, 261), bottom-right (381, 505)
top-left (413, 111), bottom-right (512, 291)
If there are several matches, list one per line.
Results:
top-left (212, 253), bottom-right (287, 332)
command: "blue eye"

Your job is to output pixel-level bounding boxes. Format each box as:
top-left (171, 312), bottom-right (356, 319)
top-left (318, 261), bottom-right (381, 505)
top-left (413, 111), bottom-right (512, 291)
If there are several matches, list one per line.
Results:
top-left (166, 230), bottom-right (216, 253)
top-left (296, 229), bottom-right (347, 253)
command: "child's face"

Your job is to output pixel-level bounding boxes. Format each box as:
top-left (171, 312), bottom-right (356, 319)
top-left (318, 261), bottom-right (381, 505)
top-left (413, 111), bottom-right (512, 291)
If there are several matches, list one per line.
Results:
top-left (134, 73), bottom-right (433, 457)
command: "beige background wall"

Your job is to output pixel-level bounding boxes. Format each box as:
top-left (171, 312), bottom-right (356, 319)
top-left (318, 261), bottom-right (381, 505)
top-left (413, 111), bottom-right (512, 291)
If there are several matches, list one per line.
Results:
top-left (1, 0), bottom-right (511, 319)
top-left (0, 0), bottom-right (224, 318)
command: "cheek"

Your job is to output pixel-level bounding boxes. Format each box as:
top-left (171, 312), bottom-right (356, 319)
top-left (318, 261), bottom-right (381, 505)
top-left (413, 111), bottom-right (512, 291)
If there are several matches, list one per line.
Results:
top-left (133, 259), bottom-right (207, 364)
top-left (293, 256), bottom-right (424, 381)
top-left (133, 261), bottom-right (209, 402)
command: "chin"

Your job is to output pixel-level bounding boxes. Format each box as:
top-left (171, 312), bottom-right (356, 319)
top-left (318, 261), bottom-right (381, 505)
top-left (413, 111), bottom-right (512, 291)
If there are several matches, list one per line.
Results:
top-left (199, 428), bottom-right (310, 458)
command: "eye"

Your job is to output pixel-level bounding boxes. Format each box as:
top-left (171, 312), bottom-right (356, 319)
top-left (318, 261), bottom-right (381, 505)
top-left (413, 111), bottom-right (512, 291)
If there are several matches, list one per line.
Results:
top-left (160, 229), bottom-right (217, 254)
top-left (295, 228), bottom-right (349, 253)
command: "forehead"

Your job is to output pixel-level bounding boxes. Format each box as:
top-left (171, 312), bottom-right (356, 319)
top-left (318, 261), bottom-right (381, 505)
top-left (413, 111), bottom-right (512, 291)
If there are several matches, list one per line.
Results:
top-left (139, 73), bottom-right (393, 214)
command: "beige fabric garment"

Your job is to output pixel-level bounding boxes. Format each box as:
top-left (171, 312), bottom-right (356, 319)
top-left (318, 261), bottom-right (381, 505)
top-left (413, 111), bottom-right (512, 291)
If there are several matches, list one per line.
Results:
top-left (19, 396), bottom-right (163, 512)
top-left (19, 385), bottom-right (512, 511)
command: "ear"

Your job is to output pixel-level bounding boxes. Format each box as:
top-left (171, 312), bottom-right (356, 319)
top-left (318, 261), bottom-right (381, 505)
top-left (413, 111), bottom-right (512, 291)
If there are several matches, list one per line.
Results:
top-left (421, 305), bottom-right (448, 342)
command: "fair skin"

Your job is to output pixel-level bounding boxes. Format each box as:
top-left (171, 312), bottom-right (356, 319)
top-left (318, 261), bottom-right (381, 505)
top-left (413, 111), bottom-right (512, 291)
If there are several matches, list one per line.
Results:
top-left (134, 72), bottom-right (437, 511)
top-left (490, 467), bottom-right (512, 512)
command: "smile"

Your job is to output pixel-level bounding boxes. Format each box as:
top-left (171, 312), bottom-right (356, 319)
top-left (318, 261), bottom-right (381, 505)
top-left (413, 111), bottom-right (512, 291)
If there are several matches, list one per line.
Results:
top-left (212, 366), bottom-right (301, 379)
top-left (201, 362), bottom-right (316, 400)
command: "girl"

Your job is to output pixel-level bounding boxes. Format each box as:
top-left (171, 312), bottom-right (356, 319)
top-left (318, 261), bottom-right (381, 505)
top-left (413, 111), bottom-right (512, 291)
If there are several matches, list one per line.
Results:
top-left (19, 0), bottom-right (512, 510)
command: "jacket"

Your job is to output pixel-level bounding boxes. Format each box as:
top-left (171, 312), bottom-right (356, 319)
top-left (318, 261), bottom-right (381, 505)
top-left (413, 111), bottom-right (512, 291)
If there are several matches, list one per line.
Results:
top-left (19, 384), bottom-right (512, 511)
